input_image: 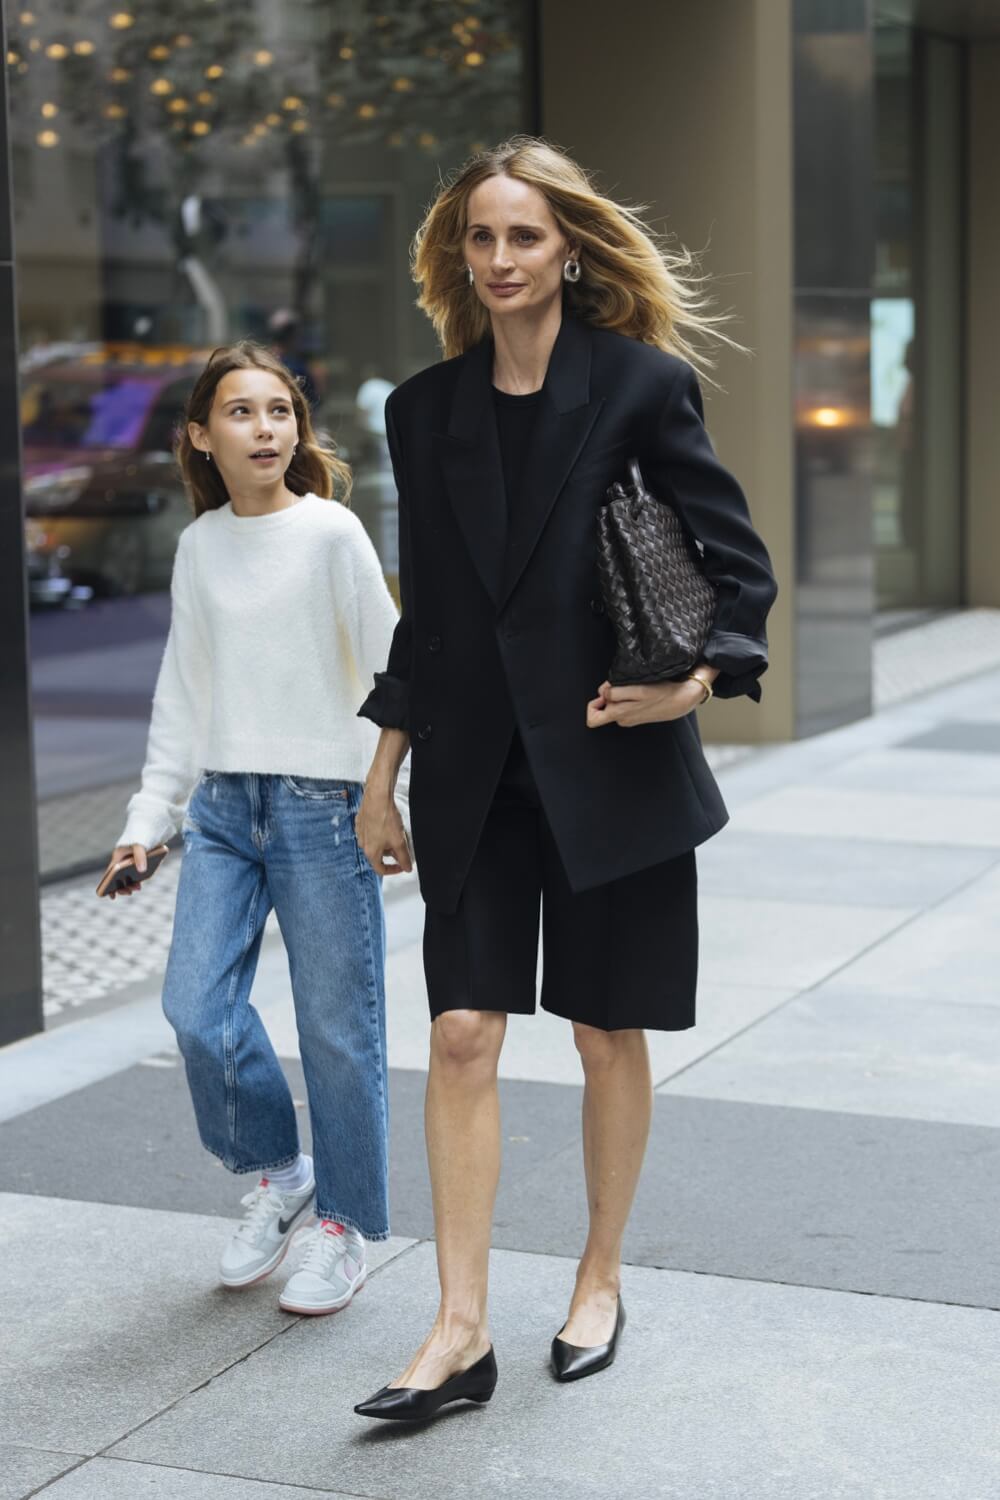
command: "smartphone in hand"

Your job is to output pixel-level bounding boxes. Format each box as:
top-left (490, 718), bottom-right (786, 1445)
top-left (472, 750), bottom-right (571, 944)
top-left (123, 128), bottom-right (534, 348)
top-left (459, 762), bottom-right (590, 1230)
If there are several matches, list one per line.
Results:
top-left (96, 844), bottom-right (170, 898)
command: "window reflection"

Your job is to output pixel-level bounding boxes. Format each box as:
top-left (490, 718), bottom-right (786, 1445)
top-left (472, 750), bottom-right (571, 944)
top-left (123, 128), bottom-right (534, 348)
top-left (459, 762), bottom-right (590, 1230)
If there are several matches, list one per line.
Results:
top-left (12, 1), bottom-right (531, 876)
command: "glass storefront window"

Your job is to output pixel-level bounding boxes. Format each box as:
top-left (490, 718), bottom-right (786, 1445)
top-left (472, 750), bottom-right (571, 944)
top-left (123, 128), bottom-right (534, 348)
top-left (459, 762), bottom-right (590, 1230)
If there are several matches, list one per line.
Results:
top-left (10, 1), bottom-right (534, 878)
top-left (872, 21), bottom-right (963, 615)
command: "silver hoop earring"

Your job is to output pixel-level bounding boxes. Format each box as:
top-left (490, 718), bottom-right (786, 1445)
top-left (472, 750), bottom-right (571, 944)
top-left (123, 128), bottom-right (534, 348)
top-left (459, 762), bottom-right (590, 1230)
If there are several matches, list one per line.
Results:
top-left (563, 258), bottom-right (581, 284)
top-left (467, 264), bottom-right (474, 286)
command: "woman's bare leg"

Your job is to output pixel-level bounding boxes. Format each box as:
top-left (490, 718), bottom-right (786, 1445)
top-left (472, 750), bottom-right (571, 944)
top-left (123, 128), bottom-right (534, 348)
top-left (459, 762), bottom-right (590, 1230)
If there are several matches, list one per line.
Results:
top-left (389, 1008), bottom-right (507, 1389)
top-left (559, 1024), bottom-right (653, 1345)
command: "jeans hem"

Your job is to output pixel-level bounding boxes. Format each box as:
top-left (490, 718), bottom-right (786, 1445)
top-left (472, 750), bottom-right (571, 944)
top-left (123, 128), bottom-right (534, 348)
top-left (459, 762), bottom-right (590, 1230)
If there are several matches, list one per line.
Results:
top-left (315, 1206), bottom-right (391, 1242)
top-left (206, 1144), bottom-right (302, 1176)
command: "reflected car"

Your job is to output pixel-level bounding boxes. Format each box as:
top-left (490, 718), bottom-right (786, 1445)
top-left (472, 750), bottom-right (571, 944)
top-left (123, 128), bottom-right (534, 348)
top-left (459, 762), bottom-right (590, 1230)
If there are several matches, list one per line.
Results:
top-left (24, 517), bottom-right (93, 609)
top-left (22, 351), bottom-right (204, 597)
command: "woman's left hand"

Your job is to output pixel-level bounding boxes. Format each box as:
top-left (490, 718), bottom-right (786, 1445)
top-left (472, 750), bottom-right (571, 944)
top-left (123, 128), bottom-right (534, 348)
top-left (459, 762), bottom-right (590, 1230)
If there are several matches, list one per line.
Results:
top-left (586, 678), bottom-right (706, 729)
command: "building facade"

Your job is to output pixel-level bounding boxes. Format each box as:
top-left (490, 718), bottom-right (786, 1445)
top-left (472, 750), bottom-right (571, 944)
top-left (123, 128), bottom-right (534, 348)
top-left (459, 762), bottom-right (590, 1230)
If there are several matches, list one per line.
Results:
top-left (3, 0), bottom-right (999, 1042)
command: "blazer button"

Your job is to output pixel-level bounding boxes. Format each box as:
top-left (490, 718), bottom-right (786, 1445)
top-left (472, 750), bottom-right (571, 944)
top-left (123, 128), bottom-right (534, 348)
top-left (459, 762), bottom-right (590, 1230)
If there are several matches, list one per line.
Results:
top-left (590, 597), bottom-right (606, 616)
top-left (417, 724), bottom-right (433, 742)
top-left (428, 635), bottom-right (442, 653)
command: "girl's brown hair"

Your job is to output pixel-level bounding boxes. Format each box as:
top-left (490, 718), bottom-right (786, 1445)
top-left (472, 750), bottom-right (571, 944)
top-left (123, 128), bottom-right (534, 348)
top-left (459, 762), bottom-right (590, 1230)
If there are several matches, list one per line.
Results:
top-left (412, 136), bottom-right (740, 376)
top-left (177, 339), bottom-right (352, 517)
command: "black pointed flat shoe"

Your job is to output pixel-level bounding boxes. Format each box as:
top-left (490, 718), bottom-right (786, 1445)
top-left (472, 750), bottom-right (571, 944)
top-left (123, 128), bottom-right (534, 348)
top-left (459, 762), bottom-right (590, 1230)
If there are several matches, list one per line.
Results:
top-left (354, 1347), bottom-right (498, 1421)
top-left (550, 1297), bottom-right (626, 1382)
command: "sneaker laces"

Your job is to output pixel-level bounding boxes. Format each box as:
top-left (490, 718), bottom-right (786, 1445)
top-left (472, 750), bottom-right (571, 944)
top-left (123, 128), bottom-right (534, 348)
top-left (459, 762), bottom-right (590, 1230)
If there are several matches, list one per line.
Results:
top-left (234, 1180), bottom-right (284, 1245)
top-left (297, 1220), bottom-right (358, 1278)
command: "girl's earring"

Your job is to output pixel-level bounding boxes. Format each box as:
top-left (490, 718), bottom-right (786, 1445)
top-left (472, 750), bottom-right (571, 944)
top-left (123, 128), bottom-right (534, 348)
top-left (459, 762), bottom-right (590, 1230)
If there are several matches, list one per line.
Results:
top-left (467, 264), bottom-right (474, 286)
top-left (563, 258), bottom-right (581, 284)
top-left (204, 451), bottom-right (212, 462)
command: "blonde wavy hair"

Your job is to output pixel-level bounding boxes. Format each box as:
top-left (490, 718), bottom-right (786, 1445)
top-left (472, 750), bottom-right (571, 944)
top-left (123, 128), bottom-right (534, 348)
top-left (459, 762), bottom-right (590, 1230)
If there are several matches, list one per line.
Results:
top-left (178, 340), bottom-right (352, 517)
top-left (412, 136), bottom-right (739, 374)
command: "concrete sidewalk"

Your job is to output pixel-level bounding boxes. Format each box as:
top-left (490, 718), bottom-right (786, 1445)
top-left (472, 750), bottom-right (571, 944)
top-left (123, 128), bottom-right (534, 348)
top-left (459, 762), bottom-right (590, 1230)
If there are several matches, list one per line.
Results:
top-left (3, 669), bottom-right (1000, 1499)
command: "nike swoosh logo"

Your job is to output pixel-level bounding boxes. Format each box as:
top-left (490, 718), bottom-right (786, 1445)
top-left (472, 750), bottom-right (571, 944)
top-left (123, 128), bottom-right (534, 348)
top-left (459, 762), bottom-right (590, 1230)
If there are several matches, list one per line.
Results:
top-left (278, 1198), bottom-right (312, 1235)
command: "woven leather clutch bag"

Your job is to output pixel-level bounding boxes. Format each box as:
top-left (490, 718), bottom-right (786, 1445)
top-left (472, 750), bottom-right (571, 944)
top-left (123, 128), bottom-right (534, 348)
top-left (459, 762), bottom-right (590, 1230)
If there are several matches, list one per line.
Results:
top-left (596, 458), bottom-right (717, 685)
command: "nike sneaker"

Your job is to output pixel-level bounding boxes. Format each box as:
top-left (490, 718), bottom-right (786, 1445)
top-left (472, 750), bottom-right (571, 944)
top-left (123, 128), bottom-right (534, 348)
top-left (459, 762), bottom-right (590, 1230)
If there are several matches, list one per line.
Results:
top-left (279, 1219), bottom-right (367, 1315)
top-left (218, 1174), bottom-right (316, 1289)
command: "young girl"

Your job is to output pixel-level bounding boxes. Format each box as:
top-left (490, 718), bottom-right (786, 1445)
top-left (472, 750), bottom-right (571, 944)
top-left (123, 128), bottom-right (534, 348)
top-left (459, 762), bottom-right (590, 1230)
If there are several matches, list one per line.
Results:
top-left (104, 340), bottom-right (400, 1315)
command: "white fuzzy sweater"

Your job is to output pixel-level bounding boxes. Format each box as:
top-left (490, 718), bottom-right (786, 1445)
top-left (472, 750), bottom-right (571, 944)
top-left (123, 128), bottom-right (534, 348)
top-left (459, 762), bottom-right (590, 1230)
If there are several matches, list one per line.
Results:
top-left (117, 494), bottom-right (399, 850)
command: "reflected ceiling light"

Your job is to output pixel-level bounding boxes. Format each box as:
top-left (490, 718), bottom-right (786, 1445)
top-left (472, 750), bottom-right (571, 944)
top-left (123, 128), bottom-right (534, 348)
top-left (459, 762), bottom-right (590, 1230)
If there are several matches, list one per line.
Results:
top-left (464, 51), bottom-right (484, 65)
top-left (254, 50), bottom-right (273, 66)
top-left (37, 129), bottom-right (59, 146)
top-left (103, 102), bottom-right (126, 118)
top-left (387, 130), bottom-right (403, 146)
top-left (168, 97), bottom-right (189, 112)
top-left (282, 95), bottom-right (303, 110)
top-left (29, 38), bottom-right (41, 52)
top-left (73, 40), bottom-right (96, 56)
top-left (150, 78), bottom-right (173, 95)
top-left (191, 120), bottom-right (211, 135)
top-left (110, 66), bottom-right (130, 81)
top-left (7, 51), bottom-right (20, 65)
top-left (196, 89), bottom-right (214, 104)
top-left (291, 119), bottom-right (308, 133)
top-left (392, 76), bottom-right (413, 91)
top-left (809, 407), bottom-right (846, 428)
top-left (204, 64), bottom-right (224, 79)
top-left (418, 131), bottom-right (436, 147)
top-left (149, 45), bottom-right (171, 60)
top-left (20, 10), bottom-right (36, 24)
top-left (357, 102), bottom-right (377, 119)
top-left (265, 112), bottom-right (281, 125)
top-left (108, 12), bottom-right (135, 29)
top-left (41, 101), bottom-right (58, 117)
top-left (325, 92), bottom-right (344, 107)
top-left (46, 43), bottom-right (70, 59)
top-left (339, 46), bottom-right (354, 59)
top-left (174, 34), bottom-right (193, 47)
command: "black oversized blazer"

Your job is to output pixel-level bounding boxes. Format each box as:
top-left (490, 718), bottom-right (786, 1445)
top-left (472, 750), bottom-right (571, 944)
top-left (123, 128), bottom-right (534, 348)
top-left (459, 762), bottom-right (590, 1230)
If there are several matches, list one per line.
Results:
top-left (359, 313), bottom-right (778, 915)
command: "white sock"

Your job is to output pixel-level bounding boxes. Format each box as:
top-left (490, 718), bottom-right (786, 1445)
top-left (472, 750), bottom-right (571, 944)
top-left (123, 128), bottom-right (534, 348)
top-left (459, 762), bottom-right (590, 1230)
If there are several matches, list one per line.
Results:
top-left (262, 1153), bottom-right (313, 1195)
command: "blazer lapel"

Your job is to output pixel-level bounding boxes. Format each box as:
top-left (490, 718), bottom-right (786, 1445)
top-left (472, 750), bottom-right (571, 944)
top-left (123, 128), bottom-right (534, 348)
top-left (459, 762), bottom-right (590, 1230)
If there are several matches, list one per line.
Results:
top-left (433, 315), bottom-right (605, 611)
top-left (498, 316), bottom-right (605, 611)
top-left (434, 338), bottom-right (507, 605)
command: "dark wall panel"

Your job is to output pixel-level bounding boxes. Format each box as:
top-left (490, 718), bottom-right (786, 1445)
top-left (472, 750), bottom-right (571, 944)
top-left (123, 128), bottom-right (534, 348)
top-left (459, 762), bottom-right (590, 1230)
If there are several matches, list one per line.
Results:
top-left (0, 4), bottom-right (44, 1045)
top-left (794, 1), bottom-right (876, 735)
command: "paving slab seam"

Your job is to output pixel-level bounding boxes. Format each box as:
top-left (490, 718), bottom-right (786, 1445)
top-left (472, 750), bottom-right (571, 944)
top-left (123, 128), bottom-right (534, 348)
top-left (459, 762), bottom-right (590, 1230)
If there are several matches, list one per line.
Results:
top-left (19, 1458), bottom-right (91, 1500)
top-left (55, 1455), bottom-right (397, 1500)
top-left (484, 1241), bottom-right (1000, 1312)
top-left (655, 845), bottom-right (1000, 1093)
top-left (38, 1235), bottom-right (436, 1481)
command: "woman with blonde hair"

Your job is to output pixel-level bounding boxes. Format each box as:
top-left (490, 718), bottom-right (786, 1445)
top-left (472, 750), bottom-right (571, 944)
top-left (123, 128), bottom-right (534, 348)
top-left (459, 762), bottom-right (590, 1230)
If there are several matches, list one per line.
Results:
top-left (354, 136), bottom-right (777, 1419)
top-left (103, 340), bottom-right (399, 1315)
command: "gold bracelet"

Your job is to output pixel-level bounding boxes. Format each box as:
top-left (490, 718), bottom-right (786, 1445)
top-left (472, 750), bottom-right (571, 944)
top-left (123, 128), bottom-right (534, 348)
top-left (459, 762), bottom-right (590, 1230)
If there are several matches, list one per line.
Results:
top-left (686, 671), bottom-right (714, 704)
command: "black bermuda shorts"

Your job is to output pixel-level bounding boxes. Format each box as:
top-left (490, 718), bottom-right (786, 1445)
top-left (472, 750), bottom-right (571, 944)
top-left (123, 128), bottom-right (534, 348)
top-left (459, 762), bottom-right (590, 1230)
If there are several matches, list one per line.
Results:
top-left (422, 732), bottom-right (698, 1033)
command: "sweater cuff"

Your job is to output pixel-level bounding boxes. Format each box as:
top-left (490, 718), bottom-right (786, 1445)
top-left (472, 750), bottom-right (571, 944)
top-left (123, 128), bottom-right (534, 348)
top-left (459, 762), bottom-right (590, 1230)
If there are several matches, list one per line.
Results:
top-left (702, 630), bottom-right (769, 702)
top-left (357, 672), bottom-right (410, 731)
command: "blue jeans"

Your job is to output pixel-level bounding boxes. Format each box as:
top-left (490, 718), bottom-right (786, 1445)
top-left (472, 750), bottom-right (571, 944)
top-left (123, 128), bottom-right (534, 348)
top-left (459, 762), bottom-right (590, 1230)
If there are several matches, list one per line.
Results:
top-left (161, 772), bottom-right (390, 1241)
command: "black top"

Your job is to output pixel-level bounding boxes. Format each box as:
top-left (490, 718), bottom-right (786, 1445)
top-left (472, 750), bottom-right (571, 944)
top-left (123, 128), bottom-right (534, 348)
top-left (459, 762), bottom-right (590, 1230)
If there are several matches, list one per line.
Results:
top-left (492, 385), bottom-right (543, 528)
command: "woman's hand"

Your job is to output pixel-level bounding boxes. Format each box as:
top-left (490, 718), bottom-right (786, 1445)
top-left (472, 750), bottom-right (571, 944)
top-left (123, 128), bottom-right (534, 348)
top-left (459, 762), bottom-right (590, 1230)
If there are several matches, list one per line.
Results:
top-left (586, 677), bottom-right (708, 729)
top-left (103, 844), bottom-right (148, 899)
top-left (356, 788), bottom-right (413, 877)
